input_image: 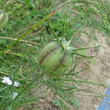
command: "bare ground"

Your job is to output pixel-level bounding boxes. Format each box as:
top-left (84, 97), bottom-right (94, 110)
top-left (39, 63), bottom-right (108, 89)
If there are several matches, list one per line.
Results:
top-left (76, 29), bottom-right (110, 110)
top-left (20, 29), bottom-right (110, 110)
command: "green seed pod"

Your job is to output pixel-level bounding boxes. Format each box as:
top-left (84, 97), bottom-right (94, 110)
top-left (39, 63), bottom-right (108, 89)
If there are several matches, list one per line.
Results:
top-left (0, 11), bottom-right (8, 29)
top-left (39, 40), bottom-right (73, 76)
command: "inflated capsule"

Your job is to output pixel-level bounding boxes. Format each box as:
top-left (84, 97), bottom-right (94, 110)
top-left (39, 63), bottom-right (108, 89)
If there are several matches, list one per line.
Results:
top-left (39, 40), bottom-right (73, 76)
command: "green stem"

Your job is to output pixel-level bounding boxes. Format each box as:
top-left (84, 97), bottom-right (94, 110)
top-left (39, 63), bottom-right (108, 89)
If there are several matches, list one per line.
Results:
top-left (0, 10), bottom-right (55, 55)
top-left (48, 20), bottom-right (59, 41)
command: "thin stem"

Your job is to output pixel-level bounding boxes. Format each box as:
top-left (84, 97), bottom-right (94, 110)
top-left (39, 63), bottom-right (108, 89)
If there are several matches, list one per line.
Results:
top-left (48, 20), bottom-right (64, 50)
top-left (70, 23), bottom-right (88, 44)
top-left (60, 40), bottom-right (64, 50)
top-left (0, 37), bottom-right (37, 45)
top-left (72, 53), bottom-right (95, 58)
top-left (75, 45), bottom-right (101, 51)
top-left (48, 20), bottom-right (59, 41)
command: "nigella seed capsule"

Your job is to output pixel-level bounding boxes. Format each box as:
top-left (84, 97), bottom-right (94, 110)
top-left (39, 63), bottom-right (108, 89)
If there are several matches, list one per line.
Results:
top-left (38, 40), bottom-right (73, 76)
top-left (0, 11), bottom-right (8, 29)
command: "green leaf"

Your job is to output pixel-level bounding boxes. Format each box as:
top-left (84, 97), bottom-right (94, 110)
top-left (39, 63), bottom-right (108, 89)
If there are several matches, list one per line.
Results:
top-left (77, 50), bottom-right (87, 56)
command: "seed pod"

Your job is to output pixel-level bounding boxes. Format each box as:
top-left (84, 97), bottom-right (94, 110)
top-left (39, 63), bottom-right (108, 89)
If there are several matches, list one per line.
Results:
top-left (0, 11), bottom-right (8, 29)
top-left (39, 40), bottom-right (73, 76)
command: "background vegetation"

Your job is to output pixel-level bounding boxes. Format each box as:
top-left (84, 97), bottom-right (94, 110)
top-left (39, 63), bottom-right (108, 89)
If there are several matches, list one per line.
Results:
top-left (0, 0), bottom-right (110, 110)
